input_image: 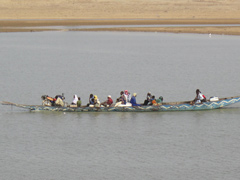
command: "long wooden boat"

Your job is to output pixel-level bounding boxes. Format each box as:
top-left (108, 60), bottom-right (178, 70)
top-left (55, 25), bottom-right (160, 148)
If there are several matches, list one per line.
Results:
top-left (2, 96), bottom-right (240, 112)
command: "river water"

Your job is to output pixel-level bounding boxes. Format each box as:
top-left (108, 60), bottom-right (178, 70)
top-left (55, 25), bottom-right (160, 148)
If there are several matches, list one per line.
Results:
top-left (0, 31), bottom-right (240, 180)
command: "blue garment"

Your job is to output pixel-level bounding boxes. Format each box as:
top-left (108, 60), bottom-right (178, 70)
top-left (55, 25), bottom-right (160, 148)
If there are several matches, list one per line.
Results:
top-left (90, 97), bottom-right (94, 104)
top-left (130, 96), bottom-right (141, 106)
top-left (149, 98), bottom-right (155, 105)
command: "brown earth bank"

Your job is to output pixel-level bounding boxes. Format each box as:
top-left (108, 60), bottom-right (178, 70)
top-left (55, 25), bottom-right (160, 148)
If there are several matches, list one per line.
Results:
top-left (0, 0), bottom-right (240, 34)
top-left (1, 0), bottom-right (240, 20)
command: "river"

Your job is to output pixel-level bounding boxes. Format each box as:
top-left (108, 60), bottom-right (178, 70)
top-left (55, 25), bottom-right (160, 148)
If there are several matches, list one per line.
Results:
top-left (0, 31), bottom-right (240, 180)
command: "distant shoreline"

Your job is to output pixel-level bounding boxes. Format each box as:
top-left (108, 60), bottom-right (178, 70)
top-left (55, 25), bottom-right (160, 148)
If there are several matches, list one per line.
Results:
top-left (1, 0), bottom-right (240, 34)
top-left (1, 19), bottom-right (240, 35)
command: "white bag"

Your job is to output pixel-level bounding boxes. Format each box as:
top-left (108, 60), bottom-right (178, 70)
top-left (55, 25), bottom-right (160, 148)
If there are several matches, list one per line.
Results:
top-left (210, 96), bottom-right (219, 102)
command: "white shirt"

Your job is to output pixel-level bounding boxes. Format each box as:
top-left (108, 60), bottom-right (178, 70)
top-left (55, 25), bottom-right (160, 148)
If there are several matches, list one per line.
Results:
top-left (72, 95), bottom-right (78, 104)
top-left (198, 93), bottom-right (204, 100)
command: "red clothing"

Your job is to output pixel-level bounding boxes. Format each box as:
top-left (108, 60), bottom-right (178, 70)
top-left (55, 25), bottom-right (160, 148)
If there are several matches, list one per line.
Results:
top-left (107, 98), bottom-right (113, 105)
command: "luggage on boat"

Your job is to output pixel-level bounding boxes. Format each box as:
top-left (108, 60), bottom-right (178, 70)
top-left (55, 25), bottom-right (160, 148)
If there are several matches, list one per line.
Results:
top-left (115, 102), bottom-right (132, 107)
top-left (41, 95), bottom-right (53, 106)
top-left (55, 95), bottom-right (65, 100)
top-left (41, 94), bottom-right (65, 107)
top-left (210, 96), bottom-right (219, 102)
top-left (55, 97), bottom-right (64, 107)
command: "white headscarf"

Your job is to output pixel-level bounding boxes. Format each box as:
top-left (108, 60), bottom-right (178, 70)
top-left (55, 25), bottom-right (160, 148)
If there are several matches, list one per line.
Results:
top-left (72, 94), bottom-right (78, 104)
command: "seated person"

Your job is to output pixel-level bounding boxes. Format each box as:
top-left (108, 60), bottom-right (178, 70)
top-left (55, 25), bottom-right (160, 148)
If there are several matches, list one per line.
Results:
top-left (101, 95), bottom-right (113, 107)
top-left (77, 97), bottom-right (81, 107)
top-left (194, 89), bottom-right (206, 103)
top-left (115, 91), bottom-right (124, 107)
top-left (123, 90), bottom-right (131, 104)
top-left (116, 91), bottom-right (124, 102)
top-left (143, 92), bottom-right (151, 105)
top-left (130, 93), bottom-right (141, 106)
top-left (71, 95), bottom-right (78, 105)
top-left (94, 95), bottom-right (101, 107)
top-left (156, 96), bottom-right (163, 104)
top-left (149, 95), bottom-right (156, 105)
top-left (87, 94), bottom-right (94, 106)
top-left (126, 91), bottom-right (131, 103)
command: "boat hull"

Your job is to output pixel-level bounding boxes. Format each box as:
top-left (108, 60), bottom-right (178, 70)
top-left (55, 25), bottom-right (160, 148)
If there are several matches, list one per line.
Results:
top-left (2, 96), bottom-right (240, 112)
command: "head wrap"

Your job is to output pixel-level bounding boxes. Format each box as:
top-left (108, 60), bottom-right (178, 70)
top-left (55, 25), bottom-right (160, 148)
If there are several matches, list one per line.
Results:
top-left (72, 94), bottom-right (78, 104)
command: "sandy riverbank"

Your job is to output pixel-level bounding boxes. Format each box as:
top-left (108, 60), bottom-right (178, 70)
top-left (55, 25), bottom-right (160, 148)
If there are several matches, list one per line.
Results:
top-left (1, 0), bottom-right (240, 35)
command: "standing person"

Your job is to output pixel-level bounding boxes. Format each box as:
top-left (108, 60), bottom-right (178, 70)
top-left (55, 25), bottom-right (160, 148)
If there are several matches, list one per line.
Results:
top-left (130, 93), bottom-right (141, 106)
top-left (194, 89), bottom-right (206, 103)
top-left (71, 94), bottom-right (78, 105)
top-left (77, 97), bottom-right (81, 107)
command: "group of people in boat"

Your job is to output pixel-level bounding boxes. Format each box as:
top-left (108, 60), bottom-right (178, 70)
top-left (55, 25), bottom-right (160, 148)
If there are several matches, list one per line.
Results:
top-left (43, 89), bottom-right (206, 107)
top-left (69, 90), bottom-right (164, 108)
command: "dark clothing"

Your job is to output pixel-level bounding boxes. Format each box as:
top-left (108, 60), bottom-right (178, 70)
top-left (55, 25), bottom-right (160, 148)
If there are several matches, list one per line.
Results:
top-left (87, 97), bottom-right (95, 107)
top-left (143, 99), bottom-right (149, 105)
top-left (122, 94), bottom-right (127, 104)
top-left (143, 94), bottom-right (151, 105)
top-left (116, 96), bottom-right (123, 102)
top-left (89, 97), bottom-right (94, 104)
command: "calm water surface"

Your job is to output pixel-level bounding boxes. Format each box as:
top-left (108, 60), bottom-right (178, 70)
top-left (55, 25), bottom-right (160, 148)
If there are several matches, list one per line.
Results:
top-left (0, 31), bottom-right (240, 180)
